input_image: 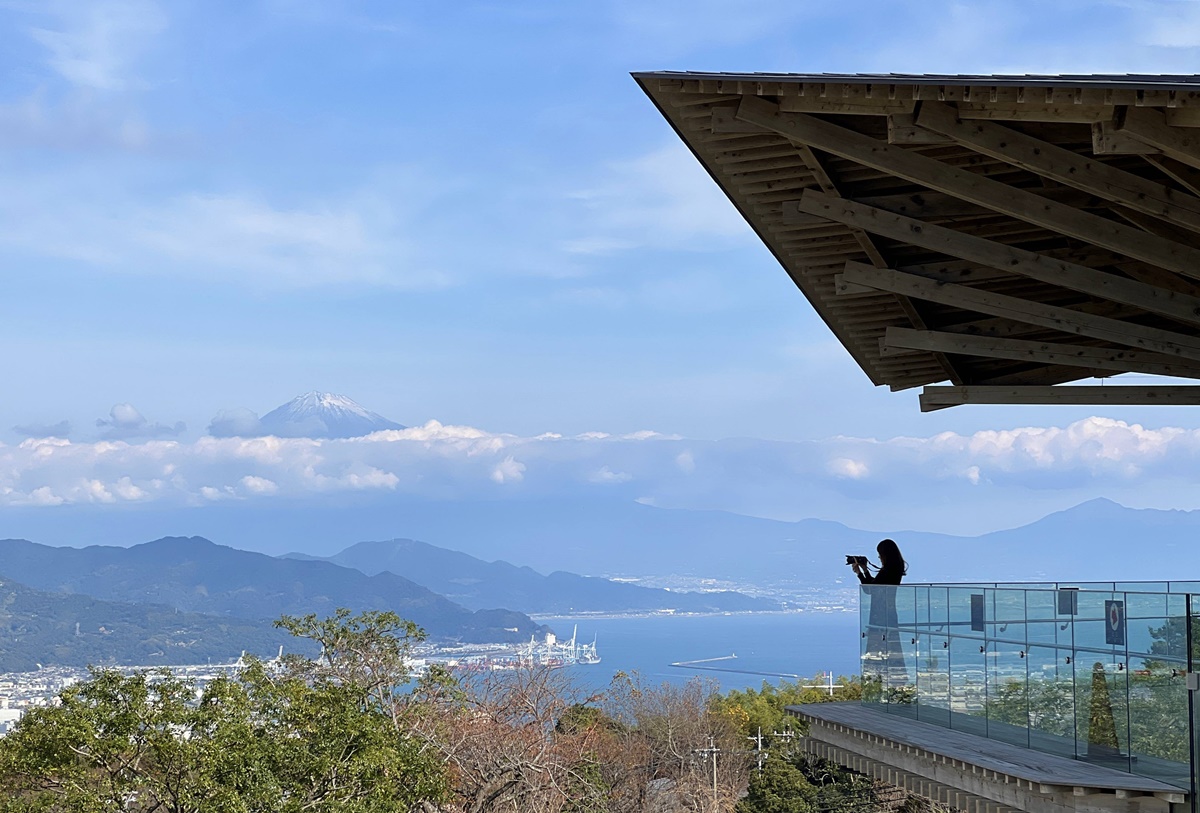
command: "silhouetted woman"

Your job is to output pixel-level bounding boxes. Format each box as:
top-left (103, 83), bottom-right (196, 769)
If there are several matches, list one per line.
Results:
top-left (853, 538), bottom-right (908, 692)
top-left (851, 538), bottom-right (907, 585)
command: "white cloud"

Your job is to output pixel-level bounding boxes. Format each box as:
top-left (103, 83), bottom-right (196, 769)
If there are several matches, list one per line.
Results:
top-left (4, 417), bottom-right (1200, 534)
top-left (95, 403), bottom-right (184, 440)
top-left (829, 458), bottom-right (869, 479)
top-left (239, 475), bottom-right (278, 495)
top-left (589, 466), bottom-right (632, 483)
top-left (490, 456), bottom-right (526, 484)
top-left (675, 451), bottom-right (695, 473)
top-left (28, 0), bottom-right (167, 91)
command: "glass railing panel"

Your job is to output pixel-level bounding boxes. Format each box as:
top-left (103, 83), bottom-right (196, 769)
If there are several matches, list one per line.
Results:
top-left (985, 637), bottom-right (1030, 748)
top-left (915, 631), bottom-right (951, 727)
top-left (1025, 645), bottom-right (1076, 759)
top-left (989, 588), bottom-right (1027, 652)
top-left (1074, 654), bottom-right (1131, 772)
top-left (889, 586), bottom-right (918, 716)
top-left (948, 586), bottom-right (986, 642)
top-left (1127, 650), bottom-right (1189, 787)
top-left (1026, 620), bottom-right (1058, 647)
top-left (948, 632), bottom-right (987, 737)
top-left (1190, 595), bottom-right (1200, 804)
top-left (858, 583), bottom-right (1192, 789)
top-left (860, 587), bottom-right (884, 707)
top-left (1025, 588), bottom-right (1057, 627)
top-left (1125, 592), bottom-right (1173, 661)
top-left (1116, 582), bottom-right (1169, 594)
top-left (1071, 589), bottom-right (1118, 658)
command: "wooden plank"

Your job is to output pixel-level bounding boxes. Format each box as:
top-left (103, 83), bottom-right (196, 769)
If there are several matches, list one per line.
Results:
top-left (854, 187), bottom-right (1109, 221)
top-left (791, 703), bottom-right (1182, 792)
top-left (794, 148), bottom-right (964, 386)
top-left (1166, 108), bottom-right (1200, 128)
top-left (882, 326), bottom-right (1200, 379)
top-left (711, 107), bottom-right (767, 134)
top-left (792, 191), bottom-right (1200, 327)
top-left (915, 101), bottom-right (1200, 234)
top-left (735, 96), bottom-right (1200, 276)
top-left (836, 261), bottom-right (1200, 362)
top-left (955, 102), bottom-right (1114, 123)
top-left (779, 96), bottom-right (914, 116)
top-left (920, 385), bottom-right (1200, 410)
top-left (1144, 154), bottom-right (1200, 197)
top-left (1092, 122), bottom-right (1160, 155)
top-left (1117, 106), bottom-right (1200, 171)
top-left (888, 113), bottom-right (953, 145)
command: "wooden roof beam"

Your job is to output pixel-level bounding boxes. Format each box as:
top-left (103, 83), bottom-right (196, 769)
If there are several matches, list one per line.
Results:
top-left (920, 385), bottom-right (1200, 411)
top-left (1117, 107), bottom-right (1200, 171)
top-left (778, 96), bottom-right (914, 116)
top-left (794, 147), bottom-right (964, 386)
top-left (882, 326), bottom-right (1200, 379)
top-left (915, 101), bottom-right (1200, 235)
top-left (954, 102), bottom-right (1114, 123)
top-left (792, 190), bottom-right (1200, 328)
top-left (734, 95), bottom-right (1200, 277)
top-left (836, 260), bottom-right (1200, 362)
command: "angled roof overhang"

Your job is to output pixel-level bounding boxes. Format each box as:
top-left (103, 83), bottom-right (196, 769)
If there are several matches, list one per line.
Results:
top-left (633, 72), bottom-right (1200, 411)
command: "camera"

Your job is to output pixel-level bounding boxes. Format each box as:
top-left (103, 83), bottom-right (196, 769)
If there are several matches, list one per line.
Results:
top-left (845, 555), bottom-right (868, 567)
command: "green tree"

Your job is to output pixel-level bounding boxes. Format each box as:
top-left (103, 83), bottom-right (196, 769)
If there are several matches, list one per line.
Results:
top-left (0, 610), bottom-right (449, 812)
top-left (735, 755), bottom-right (818, 813)
top-left (719, 675), bottom-right (871, 813)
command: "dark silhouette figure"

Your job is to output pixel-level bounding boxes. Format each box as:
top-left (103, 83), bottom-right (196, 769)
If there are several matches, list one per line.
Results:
top-left (852, 539), bottom-right (909, 696)
top-left (852, 538), bottom-right (907, 586)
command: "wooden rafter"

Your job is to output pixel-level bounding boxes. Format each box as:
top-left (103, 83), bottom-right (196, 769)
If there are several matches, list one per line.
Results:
top-left (1117, 107), bottom-right (1200, 171)
top-left (791, 191), bottom-right (1200, 328)
top-left (920, 385), bottom-right (1200, 411)
top-left (793, 146), bottom-right (963, 385)
top-left (914, 101), bottom-right (1200, 235)
top-left (734, 96), bottom-right (1200, 278)
top-left (882, 326), bottom-right (1200, 379)
top-left (836, 261), bottom-right (1200, 362)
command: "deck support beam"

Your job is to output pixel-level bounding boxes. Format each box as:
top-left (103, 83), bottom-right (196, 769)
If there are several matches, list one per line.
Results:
top-left (920, 385), bottom-right (1200, 411)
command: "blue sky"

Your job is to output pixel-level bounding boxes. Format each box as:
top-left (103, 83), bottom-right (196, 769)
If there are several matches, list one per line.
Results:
top-left (7, 0), bottom-right (1200, 538)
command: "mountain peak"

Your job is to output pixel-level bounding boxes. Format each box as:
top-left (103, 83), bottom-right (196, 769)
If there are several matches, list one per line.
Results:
top-left (260, 392), bottom-right (405, 439)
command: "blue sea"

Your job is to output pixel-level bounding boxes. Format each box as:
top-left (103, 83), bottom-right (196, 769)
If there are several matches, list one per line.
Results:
top-left (537, 611), bottom-right (861, 694)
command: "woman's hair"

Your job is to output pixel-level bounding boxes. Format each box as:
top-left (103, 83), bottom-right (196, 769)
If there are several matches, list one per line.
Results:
top-left (876, 538), bottom-right (908, 575)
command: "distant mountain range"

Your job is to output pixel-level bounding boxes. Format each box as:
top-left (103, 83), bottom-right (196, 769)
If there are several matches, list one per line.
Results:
top-left (288, 538), bottom-right (779, 614)
top-left (0, 497), bottom-right (1195, 670)
top-left (68, 495), bottom-right (1190, 587)
top-left (260, 391), bottom-right (405, 438)
top-left (0, 575), bottom-right (301, 672)
top-left (0, 536), bottom-right (543, 644)
top-left (0, 529), bottom-right (777, 671)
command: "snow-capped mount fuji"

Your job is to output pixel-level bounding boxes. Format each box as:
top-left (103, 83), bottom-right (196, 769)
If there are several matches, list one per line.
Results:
top-left (259, 392), bottom-right (405, 439)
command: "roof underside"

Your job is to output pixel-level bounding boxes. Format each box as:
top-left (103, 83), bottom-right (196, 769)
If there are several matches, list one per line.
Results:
top-left (634, 72), bottom-right (1200, 411)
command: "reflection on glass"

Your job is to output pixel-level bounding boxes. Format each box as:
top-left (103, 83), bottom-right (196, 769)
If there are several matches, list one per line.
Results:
top-left (858, 584), bottom-right (1194, 790)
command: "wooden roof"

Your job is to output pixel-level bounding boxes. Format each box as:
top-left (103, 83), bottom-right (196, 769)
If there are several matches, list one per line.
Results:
top-left (633, 72), bottom-right (1200, 411)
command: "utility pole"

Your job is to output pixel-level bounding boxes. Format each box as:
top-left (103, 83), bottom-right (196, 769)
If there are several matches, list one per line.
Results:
top-left (747, 726), bottom-right (768, 773)
top-left (693, 736), bottom-right (721, 811)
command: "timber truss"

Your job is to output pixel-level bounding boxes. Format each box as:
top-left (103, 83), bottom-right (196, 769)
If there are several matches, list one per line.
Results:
top-left (634, 72), bottom-right (1200, 410)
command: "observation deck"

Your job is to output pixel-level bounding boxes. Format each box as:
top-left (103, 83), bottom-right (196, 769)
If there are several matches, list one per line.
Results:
top-left (788, 583), bottom-right (1200, 813)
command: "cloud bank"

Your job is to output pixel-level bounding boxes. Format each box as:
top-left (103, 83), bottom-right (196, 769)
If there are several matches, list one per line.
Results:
top-left (3, 416), bottom-right (1200, 533)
